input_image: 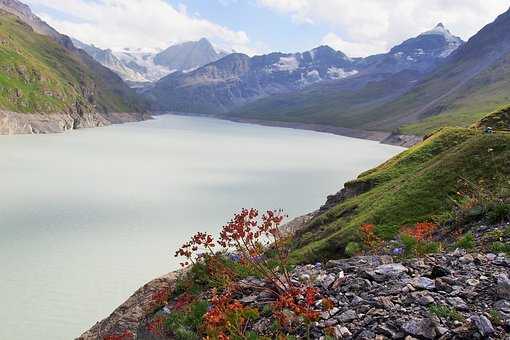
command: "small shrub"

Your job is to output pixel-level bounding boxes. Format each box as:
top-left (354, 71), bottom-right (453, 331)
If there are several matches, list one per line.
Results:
top-left (174, 209), bottom-right (329, 339)
top-left (345, 242), bottom-right (361, 257)
top-left (487, 202), bottom-right (510, 224)
top-left (489, 309), bottom-right (503, 326)
top-left (165, 299), bottom-right (208, 340)
top-left (491, 241), bottom-right (510, 254)
top-left (416, 241), bottom-right (442, 256)
top-left (428, 304), bottom-right (464, 322)
top-left (400, 233), bottom-right (441, 257)
top-left (403, 222), bottom-right (438, 241)
top-left (374, 224), bottom-right (400, 240)
top-left (361, 223), bottom-right (382, 249)
top-left (456, 233), bottom-right (475, 250)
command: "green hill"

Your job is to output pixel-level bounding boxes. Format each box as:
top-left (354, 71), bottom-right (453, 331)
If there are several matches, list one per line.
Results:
top-left (291, 126), bottom-right (510, 262)
top-left (0, 10), bottom-right (142, 115)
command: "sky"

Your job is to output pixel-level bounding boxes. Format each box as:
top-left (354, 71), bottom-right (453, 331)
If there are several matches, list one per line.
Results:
top-left (24, 0), bottom-right (510, 57)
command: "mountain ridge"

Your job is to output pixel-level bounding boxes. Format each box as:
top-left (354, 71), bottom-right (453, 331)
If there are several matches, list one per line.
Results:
top-left (0, 1), bottom-right (147, 134)
top-left (145, 23), bottom-right (466, 122)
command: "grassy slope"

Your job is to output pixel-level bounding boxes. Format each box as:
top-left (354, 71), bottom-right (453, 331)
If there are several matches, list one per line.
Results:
top-left (231, 54), bottom-right (510, 136)
top-left (0, 11), bottom-right (141, 114)
top-left (231, 71), bottom-right (421, 129)
top-left (291, 127), bottom-right (510, 263)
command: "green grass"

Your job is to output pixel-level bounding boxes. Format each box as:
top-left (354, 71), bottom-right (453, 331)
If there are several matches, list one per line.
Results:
top-left (0, 11), bottom-right (142, 114)
top-left (290, 127), bottom-right (510, 263)
top-left (456, 233), bottom-right (476, 250)
top-left (428, 304), bottom-right (464, 322)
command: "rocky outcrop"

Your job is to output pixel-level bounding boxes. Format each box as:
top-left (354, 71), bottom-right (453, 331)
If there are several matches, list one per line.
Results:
top-left (91, 249), bottom-right (510, 339)
top-left (78, 272), bottom-right (179, 340)
top-left (0, 110), bottom-right (150, 135)
top-left (320, 180), bottom-right (375, 213)
top-left (381, 132), bottom-right (423, 148)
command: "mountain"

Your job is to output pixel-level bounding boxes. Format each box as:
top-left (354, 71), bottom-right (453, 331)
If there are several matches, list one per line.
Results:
top-left (146, 45), bottom-right (359, 113)
top-left (146, 24), bottom-right (463, 116)
top-left (153, 38), bottom-right (228, 72)
top-left (385, 8), bottom-right (510, 135)
top-left (358, 23), bottom-right (463, 74)
top-left (71, 38), bottom-right (148, 82)
top-left (230, 12), bottom-right (510, 136)
top-left (74, 38), bottom-right (231, 84)
top-left (0, 0), bottom-right (146, 134)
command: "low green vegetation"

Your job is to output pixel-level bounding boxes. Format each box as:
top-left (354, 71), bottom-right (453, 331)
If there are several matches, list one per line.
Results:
top-left (456, 233), bottom-right (475, 250)
top-left (0, 11), bottom-right (141, 114)
top-left (428, 304), bottom-right (464, 322)
top-left (291, 127), bottom-right (510, 263)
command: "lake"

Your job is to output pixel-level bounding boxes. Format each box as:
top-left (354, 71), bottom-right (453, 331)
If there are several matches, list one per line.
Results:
top-left (0, 114), bottom-right (404, 339)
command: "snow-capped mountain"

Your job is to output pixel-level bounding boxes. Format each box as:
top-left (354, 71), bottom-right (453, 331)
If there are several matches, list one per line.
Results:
top-left (358, 23), bottom-right (464, 74)
top-left (72, 38), bottom-right (232, 84)
top-left (153, 38), bottom-right (228, 72)
top-left (146, 45), bottom-right (360, 113)
top-left (145, 24), bottom-right (464, 115)
top-left (112, 47), bottom-right (172, 83)
top-left (71, 39), bottom-right (149, 82)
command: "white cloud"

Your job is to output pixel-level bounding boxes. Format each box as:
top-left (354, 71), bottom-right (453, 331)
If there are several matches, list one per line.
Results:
top-left (25, 0), bottom-right (256, 55)
top-left (258, 0), bottom-right (509, 57)
top-left (321, 33), bottom-right (386, 57)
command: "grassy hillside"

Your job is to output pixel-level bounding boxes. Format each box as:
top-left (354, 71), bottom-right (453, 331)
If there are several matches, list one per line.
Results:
top-left (474, 105), bottom-right (510, 131)
top-left (0, 10), bottom-right (142, 114)
top-left (230, 71), bottom-right (422, 129)
top-left (291, 127), bottom-right (510, 262)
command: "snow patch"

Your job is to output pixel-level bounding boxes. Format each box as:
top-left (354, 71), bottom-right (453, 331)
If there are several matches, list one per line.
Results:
top-left (273, 56), bottom-right (300, 72)
top-left (327, 67), bottom-right (358, 80)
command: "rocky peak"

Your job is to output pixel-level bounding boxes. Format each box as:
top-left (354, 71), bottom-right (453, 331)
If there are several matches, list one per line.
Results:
top-left (0, 0), bottom-right (60, 39)
top-left (420, 22), bottom-right (463, 45)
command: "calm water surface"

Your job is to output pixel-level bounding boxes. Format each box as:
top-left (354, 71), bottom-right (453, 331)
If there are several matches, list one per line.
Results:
top-left (0, 115), bottom-right (404, 339)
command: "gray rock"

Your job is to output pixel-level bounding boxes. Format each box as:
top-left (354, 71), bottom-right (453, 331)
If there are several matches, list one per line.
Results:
top-left (470, 314), bottom-right (495, 337)
top-left (414, 293), bottom-right (435, 306)
top-left (333, 325), bottom-right (352, 339)
top-left (459, 254), bottom-right (474, 263)
top-left (402, 318), bottom-right (437, 339)
top-left (447, 297), bottom-right (469, 311)
top-left (374, 263), bottom-right (408, 277)
top-left (494, 299), bottom-right (510, 313)
top-left (411, 277), bottom-right (436, 290)
top-left (337, 309), bottom-right (357, 322)
top-left (324, 319), bottom-right (338, 327)
top-left (497, 274), bottom-right (510, 299)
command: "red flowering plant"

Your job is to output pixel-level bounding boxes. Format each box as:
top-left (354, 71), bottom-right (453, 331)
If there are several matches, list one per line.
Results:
top-left (173, 209), bottom-right (326, 338)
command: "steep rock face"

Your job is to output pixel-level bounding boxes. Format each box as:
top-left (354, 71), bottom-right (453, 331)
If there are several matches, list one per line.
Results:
top-left (78, 272), bottom-right (179, 340)
top-left (71, 38), bottom-right (148, 82)
top-left (153, 38), bottom-right (227, 71)
top-left (147, 46), bottom-right (359, 114)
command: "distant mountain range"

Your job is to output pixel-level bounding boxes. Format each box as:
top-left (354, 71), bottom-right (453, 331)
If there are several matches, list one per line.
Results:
top-left (136, 9), bottom-right (510, 136)
top-left (143, 23), bottom-right (465, 120)
top-left (72, 38), bottom-right (230, 83)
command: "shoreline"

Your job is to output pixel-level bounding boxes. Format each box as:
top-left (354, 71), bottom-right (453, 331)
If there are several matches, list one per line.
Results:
top-left (156, 111), bottom-right (422, 148)
top-left (0, 110), bottom-right (151, 135)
